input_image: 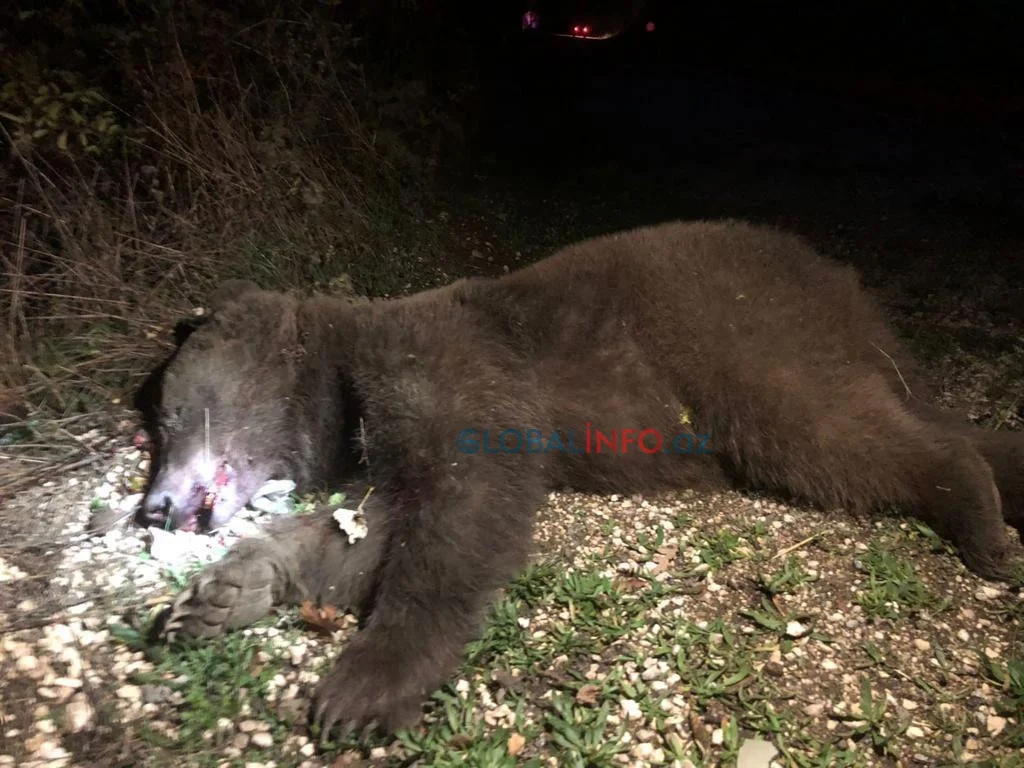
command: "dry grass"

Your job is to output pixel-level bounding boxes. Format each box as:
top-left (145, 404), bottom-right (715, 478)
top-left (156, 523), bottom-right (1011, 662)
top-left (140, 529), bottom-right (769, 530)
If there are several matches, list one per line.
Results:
top-left (0, 1), bottom-right (440, 424)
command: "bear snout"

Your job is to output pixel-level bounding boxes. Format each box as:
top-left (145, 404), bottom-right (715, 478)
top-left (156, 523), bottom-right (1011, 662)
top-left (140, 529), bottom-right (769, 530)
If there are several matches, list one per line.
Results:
top-left (141, 470), bottom-right (209, 531)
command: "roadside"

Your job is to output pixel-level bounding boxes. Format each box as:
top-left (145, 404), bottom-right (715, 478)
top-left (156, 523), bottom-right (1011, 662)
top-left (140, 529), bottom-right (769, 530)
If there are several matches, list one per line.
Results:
top-left (2, 69), bottom-right (1024, 767)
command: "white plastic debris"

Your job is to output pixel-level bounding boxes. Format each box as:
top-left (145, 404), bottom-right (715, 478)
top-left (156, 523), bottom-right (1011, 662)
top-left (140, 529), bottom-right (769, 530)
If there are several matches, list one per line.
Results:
top-left (248, 479), bottom-right (297, 515)
top-left (148, 527), bottom-right (228, 569)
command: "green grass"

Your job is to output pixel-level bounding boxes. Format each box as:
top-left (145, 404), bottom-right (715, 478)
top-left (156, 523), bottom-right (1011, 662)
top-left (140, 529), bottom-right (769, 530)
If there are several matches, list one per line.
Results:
top-left (855, 540), bottom-right (950, 620)
top-left (128, 630), bottom-right (304, 767)
top-left (695, 530), bottom-right (745, 569)
top-left (756, 555), bottom-right (818, 597)
top-left (543, 692), bottom-right (629, 766)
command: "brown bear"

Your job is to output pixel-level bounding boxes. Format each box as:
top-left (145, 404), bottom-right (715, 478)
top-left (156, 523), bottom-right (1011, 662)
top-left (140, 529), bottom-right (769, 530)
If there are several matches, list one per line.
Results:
top-left (142, 219), bottom-right (1024, 738)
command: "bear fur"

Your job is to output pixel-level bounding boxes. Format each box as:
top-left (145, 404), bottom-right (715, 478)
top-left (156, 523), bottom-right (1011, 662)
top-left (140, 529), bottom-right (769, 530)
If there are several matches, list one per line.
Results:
top-left (141, 219), bottom-right (1024, 737)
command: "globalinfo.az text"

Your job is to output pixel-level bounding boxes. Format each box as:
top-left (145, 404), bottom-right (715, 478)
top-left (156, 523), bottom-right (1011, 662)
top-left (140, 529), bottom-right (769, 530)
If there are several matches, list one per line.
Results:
top-left (455, 426), bottom-right (713, 455)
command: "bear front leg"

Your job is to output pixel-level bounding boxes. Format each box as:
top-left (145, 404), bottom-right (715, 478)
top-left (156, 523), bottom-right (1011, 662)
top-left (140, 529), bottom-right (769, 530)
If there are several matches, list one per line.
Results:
top-left (159, 506), bottom-right (376, 642)
top-left (310, 479), bottom-right (540, 738)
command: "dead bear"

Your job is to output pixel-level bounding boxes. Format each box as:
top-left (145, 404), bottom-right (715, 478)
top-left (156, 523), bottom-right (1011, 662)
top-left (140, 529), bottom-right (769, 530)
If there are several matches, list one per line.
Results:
top-left (141, 218), bottom-right (1024, 738)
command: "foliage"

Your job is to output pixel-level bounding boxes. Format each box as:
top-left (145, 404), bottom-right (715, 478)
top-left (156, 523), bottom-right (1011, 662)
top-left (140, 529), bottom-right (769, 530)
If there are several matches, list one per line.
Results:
top-left (0, 0), bottom-right (487, 414)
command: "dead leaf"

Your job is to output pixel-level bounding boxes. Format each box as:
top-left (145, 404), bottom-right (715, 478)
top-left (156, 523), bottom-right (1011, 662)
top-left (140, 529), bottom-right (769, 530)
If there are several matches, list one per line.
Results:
top-left (652, 543), bottom-right (679, 574)
top-left (689, 711), bottom-right (711, 749)
top-left (575, 684), bottom-right (601, 706)
top-left (448, 733), bottom-right (474, 748)
top-left (614, 576), bottom-right (648, 592)
top-left (491, 669), bottom-right (525, 695)
top-left (299, 600), bottom-right (347, 635)
top-left (330, 751), bottom-right (367, 767)
top-left (507, 732), bottom-right (526, 756)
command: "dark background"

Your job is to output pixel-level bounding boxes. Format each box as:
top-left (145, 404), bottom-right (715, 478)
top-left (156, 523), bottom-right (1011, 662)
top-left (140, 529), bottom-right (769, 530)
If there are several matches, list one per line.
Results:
top-left (0, 0), bottom-right (1022, 416)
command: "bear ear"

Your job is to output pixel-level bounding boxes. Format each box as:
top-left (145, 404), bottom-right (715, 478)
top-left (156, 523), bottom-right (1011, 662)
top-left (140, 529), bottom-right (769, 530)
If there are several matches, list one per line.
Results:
top-left (170, 279), bottom-right (261, 348)
top-left (207, 278), bottom-right (260, 312)
top-left (171, 313), bottom-right (210, 347)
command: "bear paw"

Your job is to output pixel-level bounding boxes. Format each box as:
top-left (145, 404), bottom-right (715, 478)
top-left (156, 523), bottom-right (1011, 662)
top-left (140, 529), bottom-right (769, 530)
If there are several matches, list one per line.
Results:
top-left (158, 540), bottom-right (282, 642)
top-left (310, 638), bottom-right (424, 739)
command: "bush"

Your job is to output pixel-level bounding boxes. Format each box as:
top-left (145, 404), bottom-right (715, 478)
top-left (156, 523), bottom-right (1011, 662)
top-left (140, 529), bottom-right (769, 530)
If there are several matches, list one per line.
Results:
top-left (0, 0), bottom-right (477, 415)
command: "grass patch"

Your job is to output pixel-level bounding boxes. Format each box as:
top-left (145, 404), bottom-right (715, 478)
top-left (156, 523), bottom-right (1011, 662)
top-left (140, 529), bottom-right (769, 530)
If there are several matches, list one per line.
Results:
top-left (128, 630), bottom-right (301, 767)
top-left (755, 555), bottom-right (817, 597)
top-left (855, 540), bottom-right (950, 620)
top-left (695, 530), bottom-right (746, 569)
top-left (543, 692), bottom-right (629, 766)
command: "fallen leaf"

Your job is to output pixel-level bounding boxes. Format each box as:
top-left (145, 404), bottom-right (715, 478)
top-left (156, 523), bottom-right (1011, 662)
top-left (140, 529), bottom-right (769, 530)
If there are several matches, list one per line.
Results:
top-left (331, 751), bottom-right (367, 768)
top-left (614, 576), bottom-right (648, 592)
top-left (689, 712), bottom-right (711, 749)
top-left (299, 600), bottom-right (347, 635)
top-left (575, 684), bottom-right (601, 706)
top-left (491, 669), bottom-right (525, 695)
top-left (652, 543), bottom-right (679, 574)
top-left (507, 732), bottom-right (526, 755)
top-left (448, 733), bottom-right (473, 748)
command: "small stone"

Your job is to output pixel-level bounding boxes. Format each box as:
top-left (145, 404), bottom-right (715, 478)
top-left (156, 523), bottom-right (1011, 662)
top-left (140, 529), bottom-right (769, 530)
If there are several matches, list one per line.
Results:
top-left (987, 715), bottom-right (1007, 736)
top-left (251, 732), bottom-right (273, 748)
top-left (631, 743), bottom-right (654, 760)
top-left (119, 493), bottom-right (144, 515)
top-left (975, 586), bottom-right (1002, 601)
top-left (785, 620), bottom-right (808, 638)
top-left (233, 733), bottom-right (250, 749)
top-left (913, 639), bottom-right (931, 652)
top-left (64, 694), bottom-right (94, 733)
top-left (116, 685), bottom-right (142, 701)
top-left (621, 698), bottom-right (643, 721)
top-left (906, 725), bottom-right (925, 739)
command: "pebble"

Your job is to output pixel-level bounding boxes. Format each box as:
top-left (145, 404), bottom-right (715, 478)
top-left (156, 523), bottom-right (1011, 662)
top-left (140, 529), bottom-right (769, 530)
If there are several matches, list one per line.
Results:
top-left (251, 732), bottom-right (274, 748)
top-left (975, 586), bottom-right (1002, 601)
top-left (116, 685), bottom-right (142, 701)
top-left (621, 699), bottom-right (643, 721)
top-left (987, 715), bottom-right (1007, 736)
top-left (63, 694), bottom-right (94, 732)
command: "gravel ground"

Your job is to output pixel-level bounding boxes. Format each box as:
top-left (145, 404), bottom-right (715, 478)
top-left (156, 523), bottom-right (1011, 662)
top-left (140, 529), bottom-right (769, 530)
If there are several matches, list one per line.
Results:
top-left (1, 355), bottom-right (1023, 768)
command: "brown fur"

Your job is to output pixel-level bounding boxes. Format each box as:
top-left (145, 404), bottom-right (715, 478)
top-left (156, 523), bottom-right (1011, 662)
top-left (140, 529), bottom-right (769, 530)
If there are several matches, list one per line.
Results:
top-left (142, 219), bottom-right (1024, 737)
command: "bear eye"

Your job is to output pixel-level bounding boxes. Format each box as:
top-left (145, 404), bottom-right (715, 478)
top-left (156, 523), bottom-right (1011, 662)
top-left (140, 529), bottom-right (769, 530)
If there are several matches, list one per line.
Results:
top-left (160, 406), bottom-right (184, 430)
